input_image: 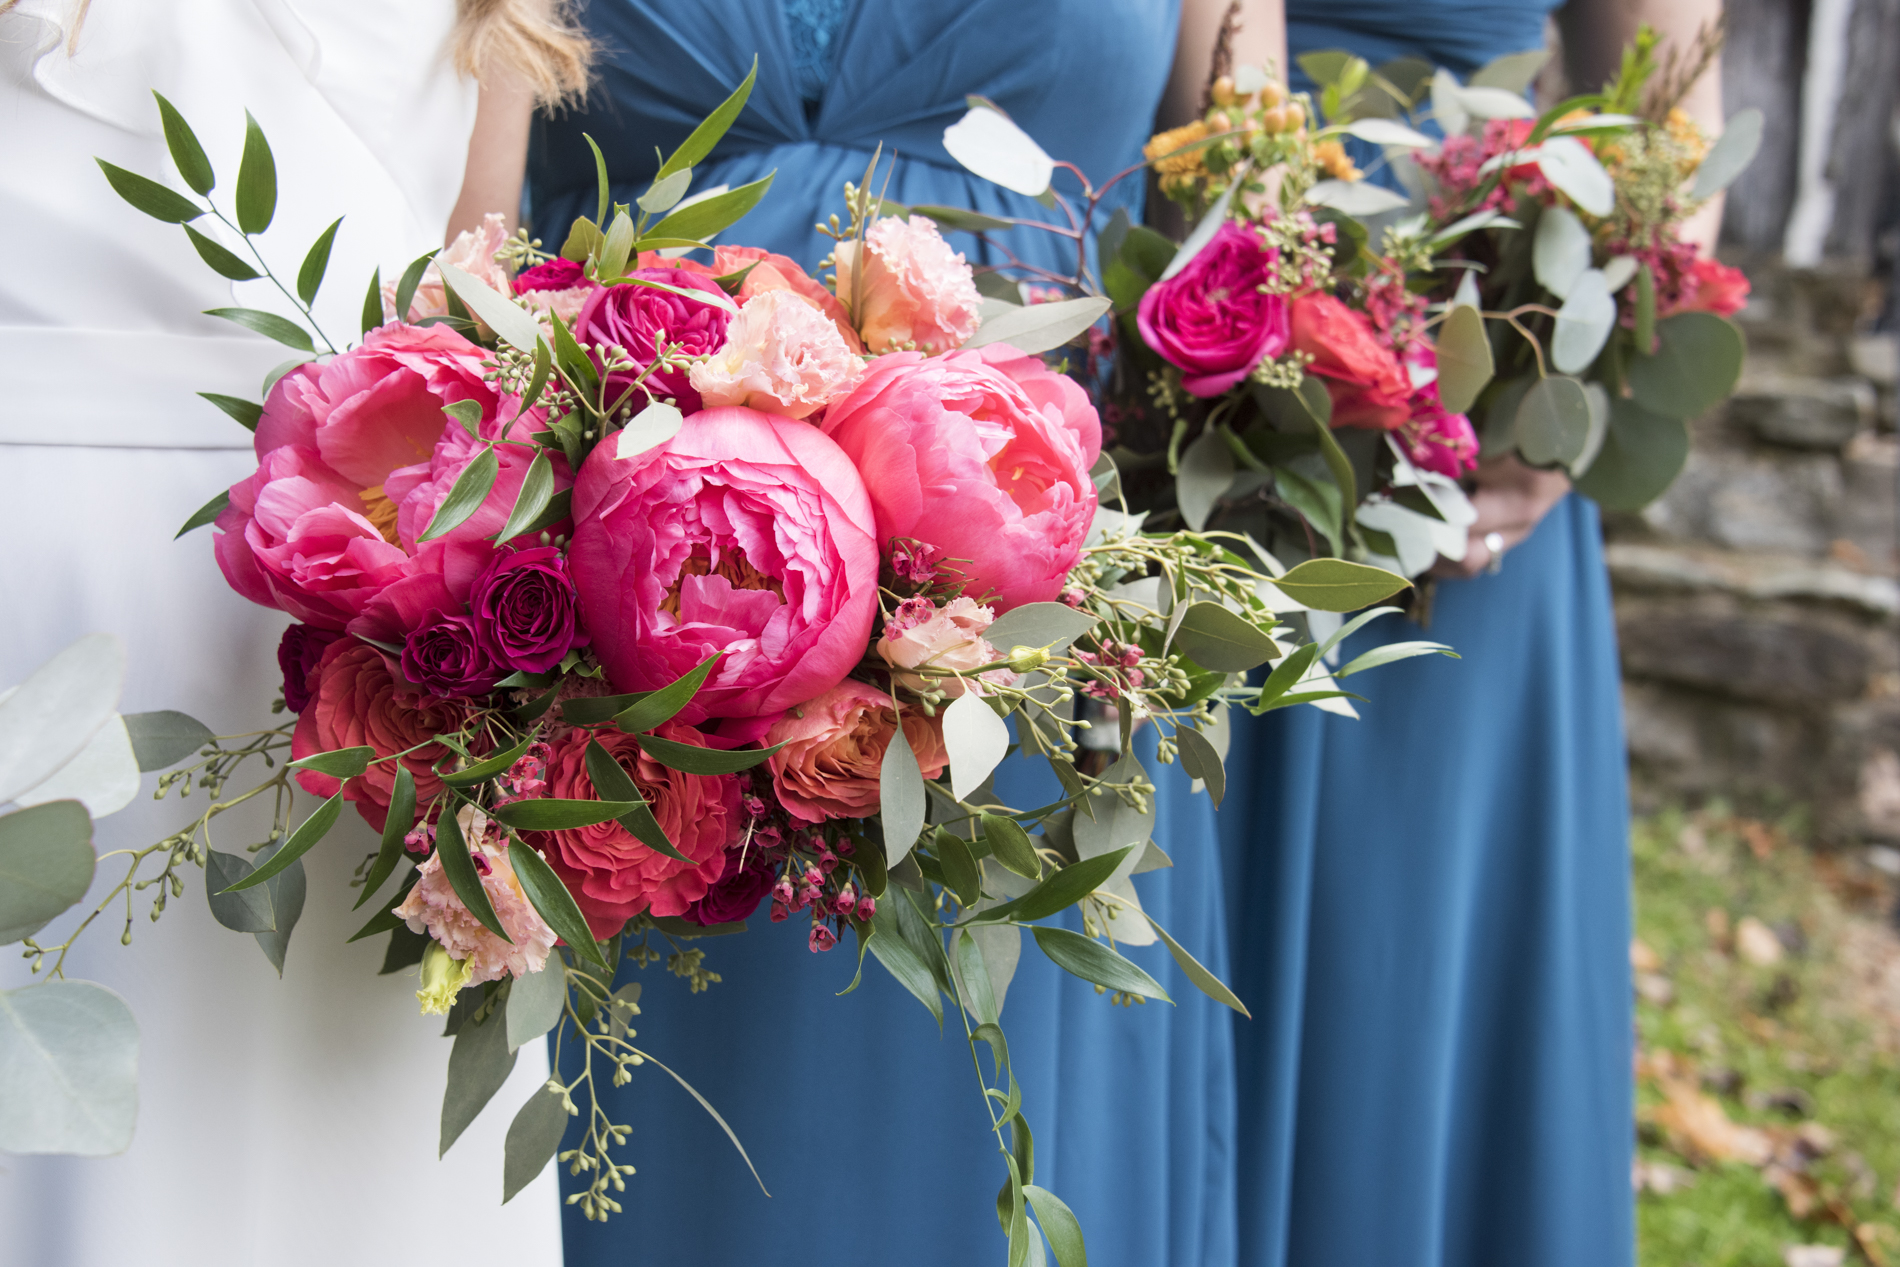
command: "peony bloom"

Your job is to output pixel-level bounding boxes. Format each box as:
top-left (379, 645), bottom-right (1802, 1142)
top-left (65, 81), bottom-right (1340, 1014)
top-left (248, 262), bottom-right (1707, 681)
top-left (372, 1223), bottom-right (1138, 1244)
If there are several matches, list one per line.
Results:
top-left (514, 257), bottom-right (600, 327)
top-left (1290, 293), bottom-right (1413, 430)
top-left (468, 546), bottom-right (585, 674)
top-left (714, 245), bottom-right (862, 352)
top-left (574, 269), bottom-right (732, 413)
top-left (292, 636), bottom-right (479, 831)
top-left (876, 596), bottom-right (1012, 698)
top-left (832, 215), bottom-right (982, 354)
top-left (530, 723), bottom-right (742, 938)
top-left (568, 407), bottom-right (880, 720)
top-left (819, 345), bottom-right (1100, 611)
top-left (215, 323), bottom-right (555, 632)
top-left (1136, 221), bottom-right (1291, 396)
top-left (384, 211), bottom-right (512, 323)
top-left (765, 680), bottom-right (948, 823)
top-left (394, 808), bottom-right (559, 987)
top-left (1671, 256), bottom-right (1750, 318)
top-left (277, 623), bottom-right (340, 713)
top-left (688, 289), bottom-right (864, 419)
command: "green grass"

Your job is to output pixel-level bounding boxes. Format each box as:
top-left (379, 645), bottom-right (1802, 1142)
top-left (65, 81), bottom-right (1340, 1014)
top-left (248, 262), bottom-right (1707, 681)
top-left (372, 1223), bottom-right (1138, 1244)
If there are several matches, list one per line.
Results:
top-left (1633, 806), bottom-right (1900, 1266)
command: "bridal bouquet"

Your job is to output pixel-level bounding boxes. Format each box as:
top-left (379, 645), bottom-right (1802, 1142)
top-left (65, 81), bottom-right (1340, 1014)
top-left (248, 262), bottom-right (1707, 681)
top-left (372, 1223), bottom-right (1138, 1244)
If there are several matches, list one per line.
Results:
top-left (8, 62), bottom-right (1429, 1257)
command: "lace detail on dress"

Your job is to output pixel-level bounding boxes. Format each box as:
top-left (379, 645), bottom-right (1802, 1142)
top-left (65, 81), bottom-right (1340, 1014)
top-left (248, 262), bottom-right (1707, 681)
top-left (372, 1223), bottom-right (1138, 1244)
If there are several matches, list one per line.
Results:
top-left (780, 0), bottom-right (852, 105)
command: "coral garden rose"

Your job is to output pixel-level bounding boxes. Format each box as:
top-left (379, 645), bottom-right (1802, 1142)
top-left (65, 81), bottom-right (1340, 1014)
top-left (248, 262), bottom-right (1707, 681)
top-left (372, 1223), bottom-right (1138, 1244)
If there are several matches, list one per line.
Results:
top-left (1136, 220), bottom-right (1291, 396)
top-left (1290, 293), bottom-right (1412, 430)
top-left (215, 323), bottom-right (555, 632)
top-left (394, 809), bottom-right (558, 982)
top-left (531, 723), bottom-right (743, 937)
top-left (876, 597), bottom-right (1011, 698)
top-left (688, 289), bottom-right (863, 419)
top-left (574, 269), bottom-right (732, 413)
top-left (569, 406), bottom-right (880, 720)
top-left (819, 345), bottom-right (1100, 611)
top-left (714, 245), bottom-right (862, 351)
top-left (831, 215), bottom-right (982, 354)
top-left (765, 679), bottom-right (949, 823)
top-left (292, 637), bottom-right (480, 831)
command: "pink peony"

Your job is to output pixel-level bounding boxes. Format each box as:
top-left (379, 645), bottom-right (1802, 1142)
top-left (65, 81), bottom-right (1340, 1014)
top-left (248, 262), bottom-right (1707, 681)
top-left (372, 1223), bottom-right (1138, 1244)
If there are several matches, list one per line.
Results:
top-left (832, 215), bottom-right (982, 354)
top-left (574, 269), bottom-right (732, 413)
top-left (876, 596), bottom-right (1012, 697)
top-left (568, 406), bottom-right (880, 720)
top-left (383, 211), bottom-right (512, 323)
top-left (819, 345), bottom-right (1101, 611)
top-left (714, 245), bottom-right (863, 352)
top-left (688, 289), bottom-right (864, 419)
top-left (215, 323), bottom-right (554, 631)
top-left (1290, 293), bottom-right (1412, 430)
top-left (394, 811), bottom-right (559, 982)
top-left (1136, 221), bottom-right (1290, 396)
top-left (530, 723), bottom-right (742, 938)
top-left (765, 680), bottom-right (948, 823)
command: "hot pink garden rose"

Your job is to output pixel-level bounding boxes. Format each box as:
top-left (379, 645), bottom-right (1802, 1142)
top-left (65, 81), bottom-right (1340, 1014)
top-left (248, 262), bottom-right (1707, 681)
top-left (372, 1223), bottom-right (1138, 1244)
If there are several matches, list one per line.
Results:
top-left (820, 345), bottom-right (1101, 611)
top-left (215, 323), bottom-right (556, 632)
top-left (574, 269), bottom-right (732, 413)
top-left (765, 680), bottom-right (948, 823)
top-left (568, 406), bottom-right (880, 720)
top-left (1136, 221), bottom-right (1290, 396)
top-left (688, 289), bottom-right (863, 419)
top-left (514, 257), bottom-right (600, 327)
top-left (831, 215), bottom-right (982, 354)
top-left (530, 724), bottom-right (743, 937)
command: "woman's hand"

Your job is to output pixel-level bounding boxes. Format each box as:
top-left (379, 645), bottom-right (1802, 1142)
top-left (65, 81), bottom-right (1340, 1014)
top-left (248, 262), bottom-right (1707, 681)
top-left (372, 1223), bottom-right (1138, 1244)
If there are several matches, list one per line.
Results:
top-left (1432, 454), bottom-right (1572, 579)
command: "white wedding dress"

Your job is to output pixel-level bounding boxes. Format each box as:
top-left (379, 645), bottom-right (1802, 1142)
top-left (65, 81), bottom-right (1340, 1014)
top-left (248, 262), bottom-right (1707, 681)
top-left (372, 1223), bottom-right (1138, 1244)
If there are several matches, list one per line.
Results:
top-left (0, 3), bottom-right (562, 1263)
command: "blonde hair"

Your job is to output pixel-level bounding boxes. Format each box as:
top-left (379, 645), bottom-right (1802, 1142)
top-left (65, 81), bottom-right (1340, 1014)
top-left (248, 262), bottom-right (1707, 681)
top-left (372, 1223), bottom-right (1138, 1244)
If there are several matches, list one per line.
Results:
top-left (450, 0), bottom-right (595, 111)
top-left (0, 0), bottom-right (92, 53)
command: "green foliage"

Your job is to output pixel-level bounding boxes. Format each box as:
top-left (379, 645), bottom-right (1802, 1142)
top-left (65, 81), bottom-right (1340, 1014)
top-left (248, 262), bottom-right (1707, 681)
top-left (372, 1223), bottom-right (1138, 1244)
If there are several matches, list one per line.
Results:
top-left (96, 158), bottom-right (202, 223)
top-left (197, 392), bottom-right (262, 431)
top-left (440, 1004), bottom-right (517, 1157)
top-left (121, 710), bottom-right (213, 771)
top-left (419, 446), bottom-right (499, 541)
top-left (297, 217), bottom-right (342, 306)
top-left (0, 980), bottom-right (138, 1155)
top-left (217, 791), bottom-right (340, 894)
top-left (0, 802), bottom-right (94, 945)
top-left (235, 110), bottom-right (277, 234)
top-left (202, 307), bottom-right (314, 353)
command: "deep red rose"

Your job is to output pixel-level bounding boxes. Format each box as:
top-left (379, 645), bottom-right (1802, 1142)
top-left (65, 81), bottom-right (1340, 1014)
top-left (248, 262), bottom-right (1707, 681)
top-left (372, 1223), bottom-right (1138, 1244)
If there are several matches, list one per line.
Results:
top-left (469, 546), bottom-right (585, 674)
top-left (277, 623), bottom-right (341, 713)
top-left (400, 609), bottom-right (498, 697)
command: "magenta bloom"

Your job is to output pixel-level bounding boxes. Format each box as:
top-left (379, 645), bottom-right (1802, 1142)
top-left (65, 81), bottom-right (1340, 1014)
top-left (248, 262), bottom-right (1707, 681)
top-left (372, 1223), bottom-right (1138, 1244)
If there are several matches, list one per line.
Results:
top-left (514, 258), bottom-right (588, 293)
top-left (568, 406), bottom-right (880, 721)
top-left (277, 624), bottom-right (341, 713)
top-left (402, 609), bottom-right (499, 697)
top-left (574, 270), bottom-right (732, 413)
top-left (820, 344), bottom-right (1100, 611)
top-left (1136, 221), bottom-right (1290, 397)
top-left (469, 546), bottom-right (585, 673)
top-left (682, 849), bottom-right (777, 925)
top-left (1398, 393), bottom-right (1481, 480)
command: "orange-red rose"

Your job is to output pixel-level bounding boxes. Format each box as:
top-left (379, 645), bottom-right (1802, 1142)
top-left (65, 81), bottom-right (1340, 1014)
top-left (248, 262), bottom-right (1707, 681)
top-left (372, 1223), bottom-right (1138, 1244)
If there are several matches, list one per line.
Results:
top-left (1290, 294), bottom-right (1412, 430)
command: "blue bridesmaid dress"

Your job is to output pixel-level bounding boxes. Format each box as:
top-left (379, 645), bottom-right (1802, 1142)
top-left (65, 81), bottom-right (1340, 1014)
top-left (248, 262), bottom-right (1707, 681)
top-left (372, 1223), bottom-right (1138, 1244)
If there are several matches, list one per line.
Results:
top-left (1222, 5), bottom-right (1636, 1266)
top-left (530, 5), bottom-right (1239, 1265)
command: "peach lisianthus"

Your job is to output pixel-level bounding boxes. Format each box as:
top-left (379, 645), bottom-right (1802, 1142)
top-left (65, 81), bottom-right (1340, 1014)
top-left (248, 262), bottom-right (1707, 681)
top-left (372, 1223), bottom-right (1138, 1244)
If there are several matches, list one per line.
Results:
top-left (765, 680), bottom-right (948, 823)
top-left (876, 596), bottom-right (1014, 697)
top-left (832, 215), bottom-right (982, 354)
top-left (394, 807), bottom-right (559, 994)
top-left (689, 289), bottom-right (864, 419)
top-left (384, 211), bottom-right (512, 323)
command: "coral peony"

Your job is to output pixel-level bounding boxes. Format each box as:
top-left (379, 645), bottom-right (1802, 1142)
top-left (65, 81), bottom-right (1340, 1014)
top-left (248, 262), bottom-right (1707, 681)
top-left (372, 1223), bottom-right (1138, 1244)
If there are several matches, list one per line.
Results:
top-left (574, 269), bottom-right (732, 413)
top-left (531, 723), bottom-right (742, 937)
top-left (383, 212), bottom-right (512, 323)
top-left (292, 637), bottom-right (479, 831)
top-left (819, 345), bottom-right (1100, 611)
top-left (714, 245), bottom-right (862, 351)
top-left (876, 597), bottom-right (1012, 698)
top-left (765, 680), bottom-right (948, 823)
top-left (568, 407), bottom-right (880, 720)
top-left (1136, 221), bottom-right (1290, 396)
top-left (831, 215), bottom-right (982, 354)
top-left (688, 289), bottom-right (864, 419)
top-left (394, 808), bottom-right (559, 984)
top-left (1290, 293), bottom-right (1412, 430)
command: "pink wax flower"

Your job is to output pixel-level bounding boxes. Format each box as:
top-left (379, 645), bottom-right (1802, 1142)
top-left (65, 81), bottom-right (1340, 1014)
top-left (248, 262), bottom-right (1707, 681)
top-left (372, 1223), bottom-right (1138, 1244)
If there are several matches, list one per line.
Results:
top-left (764, 680), bottom-right (949, 823)
top-left (688, 289), bottom-right (864, 420)
top-left (568, 406), bottom-right (880, 721)
top-left (530, 723), bottom-right (742, 939)
top-left (876, 596), bottom-right (1013, 697)
top-left (1290, 294), bottom-right (1412, 430)
top-left (292, 636), bottom-right (479, 832)
top-left (383, 211), bottom-right (512, 323)
top-left (574, 268), bottom-right (732, 413)
top-left (831, 215), bottom-right (982, 354)
top-left (714, 245), bottom-right (864, 353)
top-left (1136, 221), bottom-right (1290, 396)
top-left (819, 345), bottom-right (1101, 611)
top-left (215, 323), bottom-right (551, 631)
top-left (394, 811), bottom-right (558, 982)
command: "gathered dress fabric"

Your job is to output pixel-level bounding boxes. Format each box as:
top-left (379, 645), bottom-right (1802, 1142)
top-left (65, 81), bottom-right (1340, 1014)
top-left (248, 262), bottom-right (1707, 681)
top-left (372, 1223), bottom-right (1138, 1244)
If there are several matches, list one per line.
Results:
top-left (0, 3), bottom-right (562, 1263)
top-left (1221, 4), bottom-right (1637, 1266)
top-left (532, 3), bottom-right (1240, 1265)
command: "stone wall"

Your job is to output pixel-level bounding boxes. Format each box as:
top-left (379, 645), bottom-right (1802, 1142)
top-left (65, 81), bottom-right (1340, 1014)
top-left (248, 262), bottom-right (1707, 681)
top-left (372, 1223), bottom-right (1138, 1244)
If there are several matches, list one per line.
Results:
top-left (1607, 259), bottom-right (1900, 840)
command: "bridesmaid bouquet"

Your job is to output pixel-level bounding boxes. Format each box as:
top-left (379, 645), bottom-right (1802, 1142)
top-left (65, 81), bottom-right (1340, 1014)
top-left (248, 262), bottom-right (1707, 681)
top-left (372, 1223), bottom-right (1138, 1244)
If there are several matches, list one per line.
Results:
top-left (13, 63), bottom-right (1431, 1255)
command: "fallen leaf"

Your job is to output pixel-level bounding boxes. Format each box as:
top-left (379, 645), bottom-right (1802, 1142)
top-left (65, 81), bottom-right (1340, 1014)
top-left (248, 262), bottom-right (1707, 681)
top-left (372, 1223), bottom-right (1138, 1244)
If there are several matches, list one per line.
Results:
top-left (1646, 1077), bottom-right (1775, 1166)
top-left (1634, 1157), bottom-right (1698, 1195)
top-left (1783, 1246), bottom-right (1845, 1267)
top-left (1740, 916), bottom-right (1788, 966)
top-left (1632, 937), bottom-right (1663, 973)
top-left (1637, 971), bottom-right (1677, 1007)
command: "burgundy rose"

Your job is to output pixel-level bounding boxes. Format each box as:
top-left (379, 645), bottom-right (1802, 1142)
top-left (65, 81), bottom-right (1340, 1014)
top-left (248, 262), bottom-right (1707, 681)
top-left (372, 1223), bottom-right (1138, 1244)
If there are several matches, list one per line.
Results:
top-left (682, 850), bottom-right (777, 925)
top-left (469, 546), bottom-right (585, 674)
top-left (1135, 221), bottom-right (1290, 397)
top-left (401, 609), bottom-right (498, 697)
top-left (574, 269), bottom-right (732, 413)
top-left (514, 258), bottom-right (588, 293)
top-left (277, 623), bottom-right (341, 713)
